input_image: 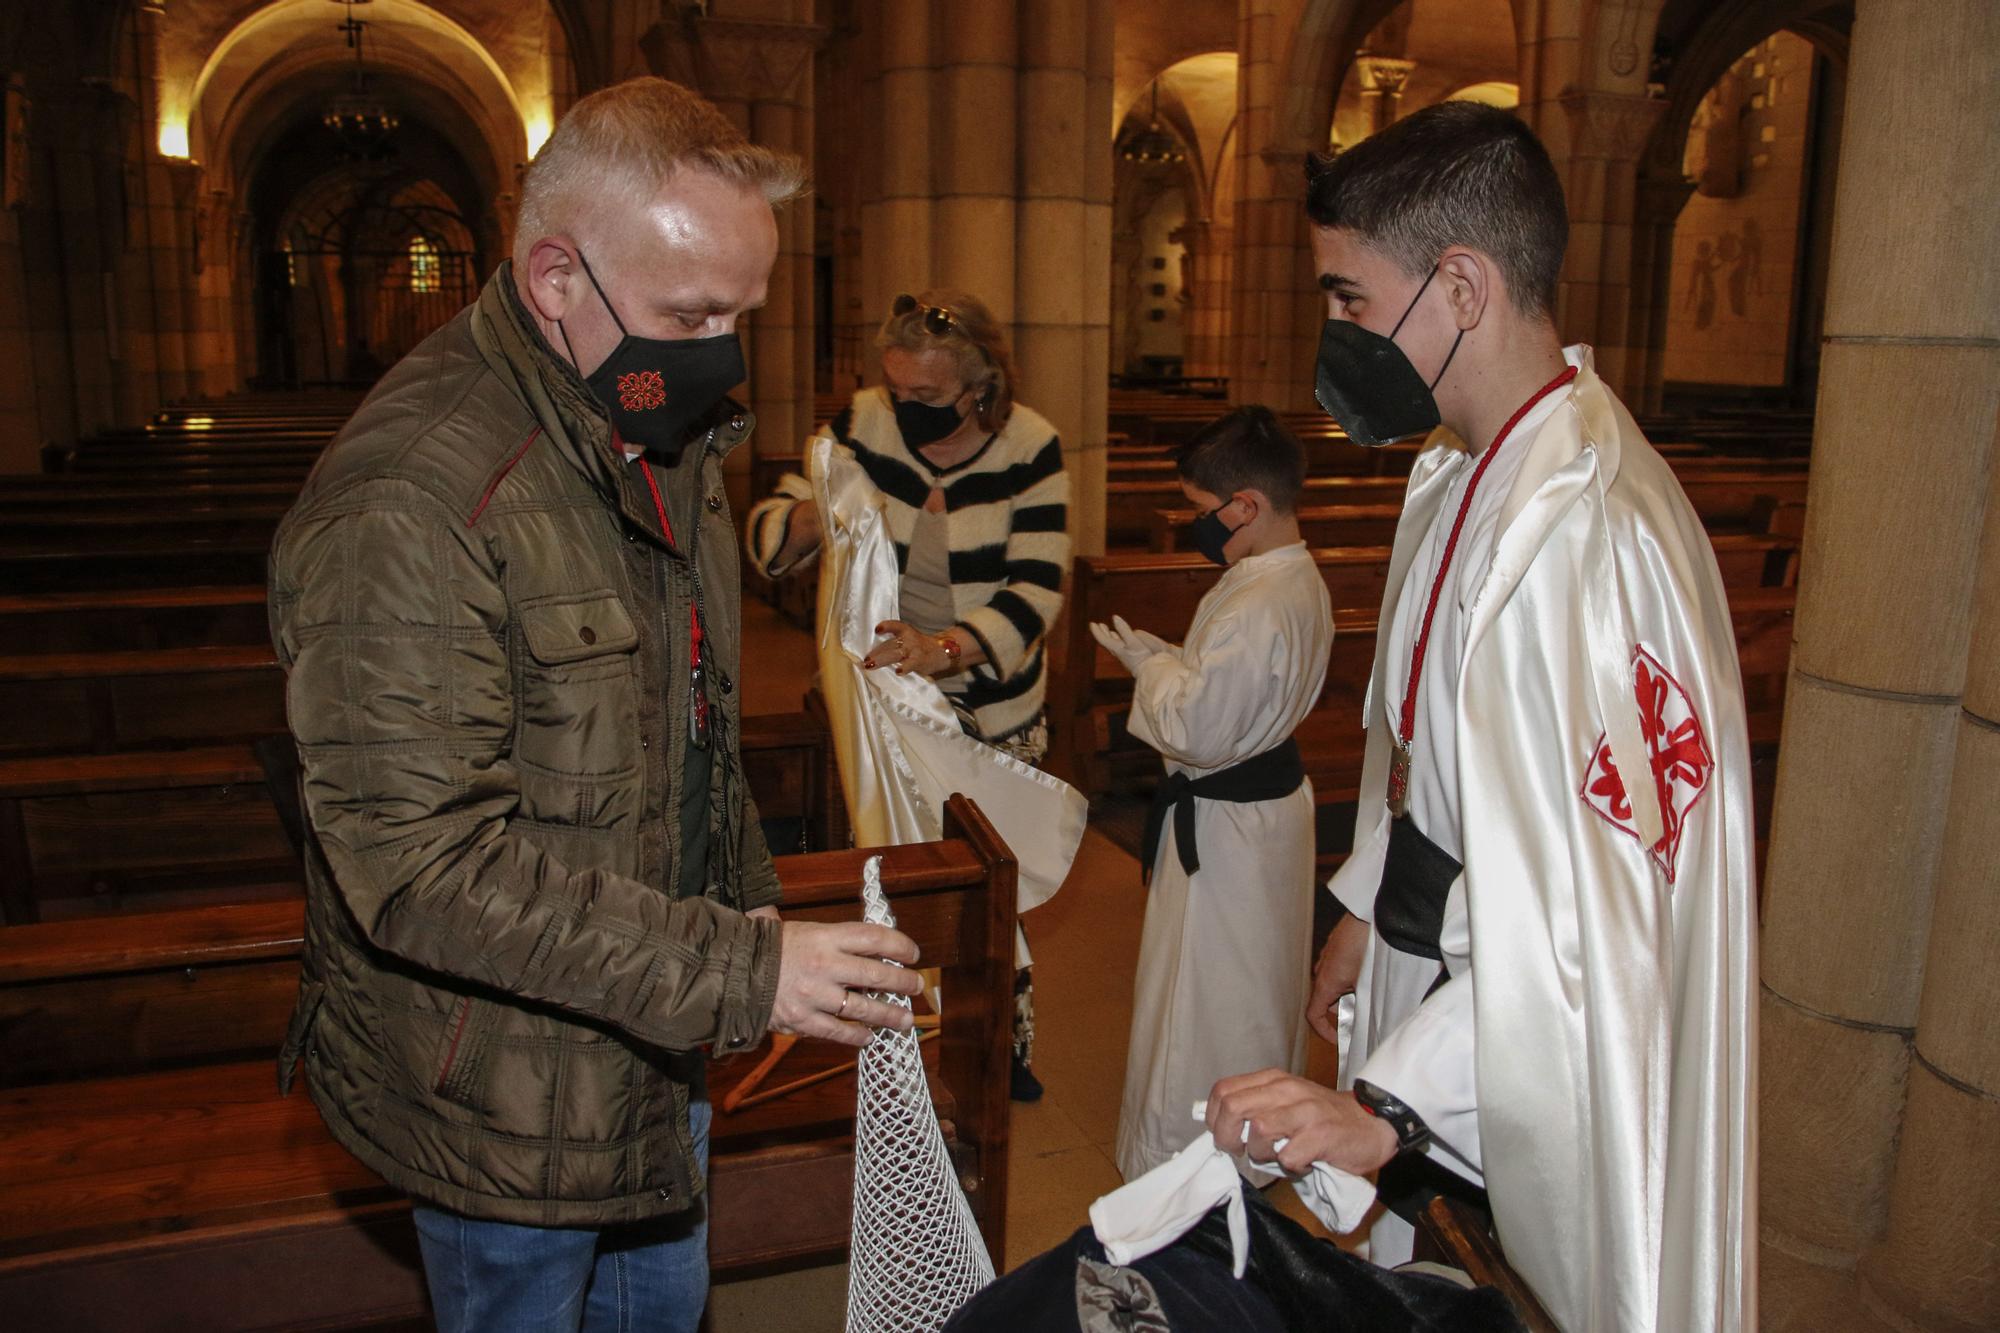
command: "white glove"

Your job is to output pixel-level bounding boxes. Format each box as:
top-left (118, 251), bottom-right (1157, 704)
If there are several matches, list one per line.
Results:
top-left (1089, 615), bottom-right (1171, 676)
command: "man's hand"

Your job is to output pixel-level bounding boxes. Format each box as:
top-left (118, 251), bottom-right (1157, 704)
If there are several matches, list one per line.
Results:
top-left (1306, 912), bottom-right (1370, 1044)
top-left (769, 920), bottom-right (923, 1048)
top-left (1205, 1069), bottom-right (1400, 1177)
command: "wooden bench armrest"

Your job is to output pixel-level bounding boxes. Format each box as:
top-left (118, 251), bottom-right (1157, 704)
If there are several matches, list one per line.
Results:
top-left (1415, 1195), bottom-right (1560, 1333)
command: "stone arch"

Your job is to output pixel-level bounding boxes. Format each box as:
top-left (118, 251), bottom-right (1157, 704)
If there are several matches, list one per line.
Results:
top-left (1629, 0), bottom-right (1855, 407)
top-left (1113, 50), bottom-right (1241, 381)
top-left (1273, 0), bottom-right (1409, 155)
top-left (179, 0), bottom-right (546, 197)
top-left (1645, 0), bottom-right (1851, 179)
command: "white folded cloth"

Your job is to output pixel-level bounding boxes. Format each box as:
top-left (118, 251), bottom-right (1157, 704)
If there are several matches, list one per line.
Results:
top-left (1089, 1130), bottom-right (1250, 1276)
top-left (1088, 1103), bottom-right (1380, 1280)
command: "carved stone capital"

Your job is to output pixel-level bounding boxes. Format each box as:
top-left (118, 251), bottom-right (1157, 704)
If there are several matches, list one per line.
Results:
top-left (1558, 88), bottom-right (1666, 162)
top-left (640, 17), bottom-right (829, 106)
top-left (1355, 56), bottom-right (1417, 99)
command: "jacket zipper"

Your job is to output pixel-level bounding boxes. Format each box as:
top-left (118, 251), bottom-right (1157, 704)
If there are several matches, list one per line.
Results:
top-left (638, 428), bottom-right (735, 898)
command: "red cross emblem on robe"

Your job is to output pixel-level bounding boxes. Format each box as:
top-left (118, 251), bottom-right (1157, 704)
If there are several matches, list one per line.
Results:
top-left (1580, 645), bottom-right (1714, 882)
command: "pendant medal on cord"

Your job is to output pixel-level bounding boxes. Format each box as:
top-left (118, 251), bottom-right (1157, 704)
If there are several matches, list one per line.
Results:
top-left (1388, 365), bottom-right (1577, 819)
top-left (1387, 743), bottom-right (1414, 818)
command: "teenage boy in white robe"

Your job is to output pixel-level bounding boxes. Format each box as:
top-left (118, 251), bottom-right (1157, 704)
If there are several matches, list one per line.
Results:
top-left (1097, 406), bottom-right (1335, 1184)
top-left (1203, 103), bottom-right (1757, 1332)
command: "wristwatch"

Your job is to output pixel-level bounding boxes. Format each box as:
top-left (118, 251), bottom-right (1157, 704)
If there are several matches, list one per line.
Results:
top-left (1353, 1079), bottom-right (1431, 1153)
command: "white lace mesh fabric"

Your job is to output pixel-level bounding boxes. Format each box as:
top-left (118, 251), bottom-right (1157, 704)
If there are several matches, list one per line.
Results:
top-left (846, 855), bottom-right (996, 1332)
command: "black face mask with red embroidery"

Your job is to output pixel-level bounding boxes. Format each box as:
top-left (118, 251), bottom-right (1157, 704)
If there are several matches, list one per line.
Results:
top-left (561, 248), bottom-right (747, 463)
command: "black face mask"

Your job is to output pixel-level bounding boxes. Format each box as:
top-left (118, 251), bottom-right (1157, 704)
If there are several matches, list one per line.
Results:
top-left (1313, 264), bottom-right (1466, 447)
top-left (892, 393), bottom-right (968, 448)
top-left (1186, 505), bottom-right (1242, 566)
top-left (561, 249), bottom-right (747, 462)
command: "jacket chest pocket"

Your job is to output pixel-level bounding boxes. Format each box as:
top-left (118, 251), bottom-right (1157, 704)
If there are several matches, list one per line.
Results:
top-left (514, 592), bottom-right (642, 781)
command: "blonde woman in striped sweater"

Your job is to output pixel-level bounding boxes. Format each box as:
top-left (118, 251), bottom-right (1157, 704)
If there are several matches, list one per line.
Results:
top-left (746, 290), bottom-right (1069, 1100)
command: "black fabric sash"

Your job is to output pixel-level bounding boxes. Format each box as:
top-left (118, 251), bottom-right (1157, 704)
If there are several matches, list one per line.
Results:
top-left (1373, 814), bottom-right (1462, 961)
top-left (1141, 738), bottom-right (1306, 884)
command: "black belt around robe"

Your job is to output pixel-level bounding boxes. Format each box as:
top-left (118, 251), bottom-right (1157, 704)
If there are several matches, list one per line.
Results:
top-left (1374, 814), bottom-right (1463, 962)
top-left (1141, 738), bottom-right (1306, 884)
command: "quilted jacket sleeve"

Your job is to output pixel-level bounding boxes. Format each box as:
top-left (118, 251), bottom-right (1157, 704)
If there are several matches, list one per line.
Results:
top-left (270, 479), bottom-right (780, 1053)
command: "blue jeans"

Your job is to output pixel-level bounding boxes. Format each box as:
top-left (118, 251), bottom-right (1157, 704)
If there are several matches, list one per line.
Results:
top-left (413, 1098), bottom-right (713, 1333)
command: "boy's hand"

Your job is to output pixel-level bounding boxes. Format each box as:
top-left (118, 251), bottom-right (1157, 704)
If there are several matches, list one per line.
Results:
top-left (1090, 615), bottom-right (1169, 675)
top-left (1307, 912), bottom-right (1370, 1044)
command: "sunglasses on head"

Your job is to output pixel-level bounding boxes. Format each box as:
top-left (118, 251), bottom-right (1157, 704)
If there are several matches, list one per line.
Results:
top-left (891, 294), bottom-right (964, 339)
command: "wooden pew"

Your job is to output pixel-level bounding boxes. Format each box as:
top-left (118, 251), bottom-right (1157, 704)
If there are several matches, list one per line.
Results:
top-left (0, 537), bottom-right (273, 593)
top-left (0, 479), bottom-right (301, 509)
top-left (1108, 476), bottom-right (1411, 548)
top-left (0, 711), bottom-right (848, 924)
top-left (0, 798), bottom-right (1014, 1332)
top-left (0, 586), bottom-right (272, 654)
top-left (0, 645), bottom-right (286, 755)
top-left (1050, 544), bottom-right (1798, 801)
top-left (0, 746), bottom-right (299, 924)
top-left (0, 506), bottom-right (287, 553)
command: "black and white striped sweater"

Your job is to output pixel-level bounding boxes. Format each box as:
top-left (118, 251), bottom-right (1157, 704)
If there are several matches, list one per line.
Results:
top-left (746, 387), bottom-right (1070, 744)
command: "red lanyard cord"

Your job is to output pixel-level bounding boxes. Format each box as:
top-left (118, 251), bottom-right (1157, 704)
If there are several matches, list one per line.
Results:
top-left (637, 458), bottom-right (704, 670)
top-left (1395, 364), bottom-right (1578, 746)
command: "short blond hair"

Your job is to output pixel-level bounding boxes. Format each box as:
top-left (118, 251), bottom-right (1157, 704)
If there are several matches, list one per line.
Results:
top-left (874, 290), bottom-right (1018, 433)
top-left (515, 77), bottom-right (806, 263)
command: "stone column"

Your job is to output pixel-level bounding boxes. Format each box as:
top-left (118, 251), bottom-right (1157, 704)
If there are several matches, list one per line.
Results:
top-left (1081, 0), bottom-right (1114, 550)
top-left (1553, 89), bottom-right (1664, 398)
top-left (815, 8), bottom-right (869, 395)
top-left (1225, 0), bottom-right (1326, 414)
top-left (1759, 2), bottom-right (2000, 1329)
top-left (936, 5), bottom-right (1017, 322)
top-left (845, 0), bottom-right (1110, 555)
top-left (1016, 0), bottom-right (1109, 556)
top-left (1631, 168), bottom-right (1696, 416)
top-left (641, 8), bottom-right (827, 513)
top-left (1354, 55), bottom-right (1416, 135)
top-left (861, 0), bottom-right (934, 325)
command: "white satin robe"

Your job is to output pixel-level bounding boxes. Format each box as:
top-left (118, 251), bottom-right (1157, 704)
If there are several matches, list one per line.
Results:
top-left (806, 436), bottom-right (1087, 920)
top-left (1115, 542), bottom-right (1334, 1184)
top-left (1329, 347), bottom-right (1756, 1332)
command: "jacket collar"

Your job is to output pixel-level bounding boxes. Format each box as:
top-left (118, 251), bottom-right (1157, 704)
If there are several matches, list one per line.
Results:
top-left (469, 263), bottom-right (755, 545)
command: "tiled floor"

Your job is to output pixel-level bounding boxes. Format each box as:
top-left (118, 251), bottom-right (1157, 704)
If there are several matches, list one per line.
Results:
top-left (712, 590), bottom-right (1344, 1328)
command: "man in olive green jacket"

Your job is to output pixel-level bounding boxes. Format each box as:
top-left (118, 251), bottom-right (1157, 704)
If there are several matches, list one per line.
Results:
top-left (269, 79), bottom-right (920, 1333)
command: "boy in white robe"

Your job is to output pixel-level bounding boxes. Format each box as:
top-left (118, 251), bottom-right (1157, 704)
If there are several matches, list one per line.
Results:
top-left (1097, 406), bottom-right (1334, 1184)
top-left (1202, 103), bottom-right (1756, 1333)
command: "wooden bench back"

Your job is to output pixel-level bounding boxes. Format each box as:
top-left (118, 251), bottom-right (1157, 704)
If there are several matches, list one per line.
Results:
top-left (0, 711), bottom-right (846, 924)
top-left (1051, 537), bottom-right (1799, 793)
top-left (1049, 549), bottom-right (1391, 786)
top-left (0, 586), bottom-right (272, 654)
top-left (0, 797), bottom-right (1017, 1315)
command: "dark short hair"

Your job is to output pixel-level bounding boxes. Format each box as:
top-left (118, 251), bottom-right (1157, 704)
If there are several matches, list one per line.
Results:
top-left (1305, 101), bottom-right (1567, 318)
top-left (1176, 406), bottom-right (1307, 514)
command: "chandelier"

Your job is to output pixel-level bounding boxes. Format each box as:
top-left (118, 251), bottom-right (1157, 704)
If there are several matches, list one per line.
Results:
top-left (322, 0), bottom-right (400, 152)
top-left (1117, 81), bottom-right (1186, 167)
